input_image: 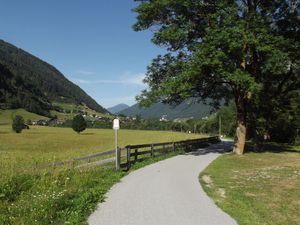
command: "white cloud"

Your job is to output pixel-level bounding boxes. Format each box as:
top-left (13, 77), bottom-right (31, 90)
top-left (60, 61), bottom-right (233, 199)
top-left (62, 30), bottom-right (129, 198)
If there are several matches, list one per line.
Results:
top-left (76, 70), bottom-right (96, 75)
top-left (122, 73), bottom-right (145, 86)
top-left (73, 72), bottom-right (146, 86)
top-left (73, 79), bottom-right (92, 84)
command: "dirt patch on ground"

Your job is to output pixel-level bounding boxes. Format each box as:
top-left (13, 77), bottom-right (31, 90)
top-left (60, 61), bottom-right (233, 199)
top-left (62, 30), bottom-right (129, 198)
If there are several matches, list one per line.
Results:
top-left (217, 188), bottom-right (226, 198)
top-left (202, 175), bottom-right (213, 188)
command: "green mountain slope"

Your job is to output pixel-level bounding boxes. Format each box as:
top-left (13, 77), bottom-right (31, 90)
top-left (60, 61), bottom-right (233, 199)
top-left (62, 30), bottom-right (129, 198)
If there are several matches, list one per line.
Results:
top-left (118, 99), bottom-right (212, 120)
top-left (0, 62), bottom-right (52, 116)
top-left (107, 104), bottom-right (130, 114)
top-left (0, 40), bottom-right (108, 116)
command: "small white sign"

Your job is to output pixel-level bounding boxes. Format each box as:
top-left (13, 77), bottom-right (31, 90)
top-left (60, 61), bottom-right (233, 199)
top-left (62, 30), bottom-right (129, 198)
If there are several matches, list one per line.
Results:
top-left (113, 118), bottom-right (120, 130)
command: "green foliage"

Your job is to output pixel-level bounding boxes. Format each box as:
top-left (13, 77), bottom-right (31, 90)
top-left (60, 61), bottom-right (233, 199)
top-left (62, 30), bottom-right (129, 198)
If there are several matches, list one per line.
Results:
top-left (0, 174), bottom-right (35, 202)
top-left (186, 103), bottom-right (237, 136)
top-left (0, 63), bottom-right (52, 117)
top-left (248, 90), bottom-right (300, 143)
top-left (72, 115), bottom-right (87, 134)
top-left (0, 40), bottom-right (108, 115)
top-left (12, 115), bottom-right (24, 133)
top-left (133, 0), bottom-right (300, 148)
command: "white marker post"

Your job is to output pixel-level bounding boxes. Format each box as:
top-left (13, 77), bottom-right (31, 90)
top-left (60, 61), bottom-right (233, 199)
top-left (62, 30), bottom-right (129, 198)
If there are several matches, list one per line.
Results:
top-left (113, 118), bottom-right (120, 170)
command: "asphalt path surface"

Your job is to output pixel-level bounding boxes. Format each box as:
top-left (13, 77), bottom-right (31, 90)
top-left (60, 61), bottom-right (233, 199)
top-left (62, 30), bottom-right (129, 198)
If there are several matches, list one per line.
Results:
top-left (88, 141), bottom-right (237, 225)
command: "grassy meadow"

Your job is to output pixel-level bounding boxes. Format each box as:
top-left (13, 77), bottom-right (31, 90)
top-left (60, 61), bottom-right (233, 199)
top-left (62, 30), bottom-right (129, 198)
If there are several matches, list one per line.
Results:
top-left (0, 118), bottom-right (205, 224)
top-left (0, 146), bottom-right (182, 225)
top-left (200, 144), bottom-right (300, 225)
top-left (0, 125), bottom-right (203, 176)
top-left (0, 109), bottom-right (47, 125)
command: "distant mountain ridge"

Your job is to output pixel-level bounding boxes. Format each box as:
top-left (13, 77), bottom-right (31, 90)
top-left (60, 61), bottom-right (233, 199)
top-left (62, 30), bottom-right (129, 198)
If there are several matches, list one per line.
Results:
top-left (0, 40), bottom-right (108, 116)
top-left (107, 103), bottom-right (130, 114)
top-left (118, 99), bottom-right (212, 120)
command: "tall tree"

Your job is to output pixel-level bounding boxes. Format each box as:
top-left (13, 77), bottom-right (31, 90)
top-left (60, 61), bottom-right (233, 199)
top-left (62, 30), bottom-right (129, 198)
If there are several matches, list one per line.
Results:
top-left (133, 0), bottom-right (300, 154)
top-left (72, 115), bottom-right (87, 134)
top-left (12, 115), bottom-right (25, 133)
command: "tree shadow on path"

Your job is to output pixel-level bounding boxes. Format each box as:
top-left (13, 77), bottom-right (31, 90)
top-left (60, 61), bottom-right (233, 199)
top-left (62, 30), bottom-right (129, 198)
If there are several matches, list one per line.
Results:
top-left (186, 141), bottom-right (299, 156)
top-left (186, 141), bottom-right (233, 156)
top-left (245, 142), bottom-right (300, 154)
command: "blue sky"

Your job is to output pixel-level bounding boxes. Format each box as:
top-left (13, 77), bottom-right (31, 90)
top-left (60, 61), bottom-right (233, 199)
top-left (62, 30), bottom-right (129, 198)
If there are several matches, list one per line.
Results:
top-left (0, 0), bottom-right (165, 108)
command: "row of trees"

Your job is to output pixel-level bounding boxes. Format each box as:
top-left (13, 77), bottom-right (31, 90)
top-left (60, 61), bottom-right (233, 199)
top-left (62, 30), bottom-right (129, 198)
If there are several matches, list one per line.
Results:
top-left (192, 101), bottom-right (299, 144)
top-left (11, 114), bottom-right (87, 134)
top-left (133, 0), bottom-right (300, 154)
top-left (12, 109), bottom-right (299, 145)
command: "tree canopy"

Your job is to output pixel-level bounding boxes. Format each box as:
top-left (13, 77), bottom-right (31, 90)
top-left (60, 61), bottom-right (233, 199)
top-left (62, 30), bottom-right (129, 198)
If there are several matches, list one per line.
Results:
top-left (12, 115), bottom-right (25, 133)
top-left (72, 115), bottom-right (87, 134)
top-left (133, 0), bottom-right (300, 154)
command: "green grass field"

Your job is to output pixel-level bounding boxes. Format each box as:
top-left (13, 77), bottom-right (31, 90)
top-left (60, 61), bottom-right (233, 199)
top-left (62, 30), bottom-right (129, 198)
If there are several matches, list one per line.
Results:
top-left (0, 122), bottom-right (199, 225)
top-left (0, 122), bottom-right (200, 225)
top-left (0, 125), bottom-right (203, 176)
top-left (200, 144), bottom-right (300, 225)
top-left (0, 109), bottom-right (47, 125)
top-left (0, 106), bottom-right (112, 125)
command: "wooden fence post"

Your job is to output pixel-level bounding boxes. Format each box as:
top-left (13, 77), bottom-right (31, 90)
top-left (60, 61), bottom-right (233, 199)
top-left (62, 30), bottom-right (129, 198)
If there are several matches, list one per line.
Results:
top-left (173, 142), bottom-right (176, 152)
top-left (134, 148), bottom-right (138, 162)
top-left (151, 144), bottom-right (154, 158)
top-left (127, 146), bottom-right (131, 170)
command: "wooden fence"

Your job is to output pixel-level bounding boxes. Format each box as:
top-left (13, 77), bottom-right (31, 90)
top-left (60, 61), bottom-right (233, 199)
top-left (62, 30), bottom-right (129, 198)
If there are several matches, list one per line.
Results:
top-left (118, 136), bottom-right (220, 170)
top-left (37, 136), bottom-right (220, 170)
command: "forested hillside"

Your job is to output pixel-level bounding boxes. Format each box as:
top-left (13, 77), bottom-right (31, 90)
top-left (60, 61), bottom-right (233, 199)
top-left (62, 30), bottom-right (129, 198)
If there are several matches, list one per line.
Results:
top-left (119, 98), bottom-right (212, 120)
top-left (107, 103), bottom-right (130, 114)
top-left (0, 40), bottom-right (108, 116)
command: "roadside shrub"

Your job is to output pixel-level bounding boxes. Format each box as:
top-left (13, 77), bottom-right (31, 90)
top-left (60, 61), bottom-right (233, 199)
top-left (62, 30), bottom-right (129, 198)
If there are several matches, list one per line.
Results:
top-left (72, 115), bottom-right (87, 134)
top-left (12, 115), bottom-right (25, 133)
top-left (0, 174), bottom-right (35, 202)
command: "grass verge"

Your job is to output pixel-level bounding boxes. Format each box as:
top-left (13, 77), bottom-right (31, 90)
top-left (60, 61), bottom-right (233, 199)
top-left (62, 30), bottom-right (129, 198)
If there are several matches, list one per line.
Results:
top-left (0, 150), bottom-right (182, 225)
top-left (200, 143), bottom-right (300, 225)
top-left (0, 124), bottom-right (204, 224)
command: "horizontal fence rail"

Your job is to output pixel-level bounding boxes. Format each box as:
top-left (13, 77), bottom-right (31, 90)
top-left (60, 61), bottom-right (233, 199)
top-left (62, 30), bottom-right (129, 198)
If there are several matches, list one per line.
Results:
top-left (36, 136), bottom-right (220, 171)
top-left (36, 148), bottom-right (123, 170)
top-left (119, 136), bottom-right (220, 170)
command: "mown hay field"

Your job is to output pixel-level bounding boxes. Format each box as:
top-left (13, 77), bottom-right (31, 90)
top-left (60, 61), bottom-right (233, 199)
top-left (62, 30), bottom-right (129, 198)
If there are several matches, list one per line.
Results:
top-left (0, 125), bottom-right (205, 177)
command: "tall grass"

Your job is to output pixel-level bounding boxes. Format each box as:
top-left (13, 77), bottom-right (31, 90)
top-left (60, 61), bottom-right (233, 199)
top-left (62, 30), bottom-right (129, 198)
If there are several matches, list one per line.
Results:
top-left (0, 125), bottom-right (204, 176)
top-left (0, 125), bottom-right (202, 224)
top-left (0, 152), bottom-right (182, 225)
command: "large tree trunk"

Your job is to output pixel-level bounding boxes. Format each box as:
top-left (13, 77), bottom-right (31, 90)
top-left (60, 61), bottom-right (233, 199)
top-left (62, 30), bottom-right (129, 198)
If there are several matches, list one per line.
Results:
top-left (233, 99), bottom-right (247, 155)
top-left (233, 120), bottom-right (246, 154)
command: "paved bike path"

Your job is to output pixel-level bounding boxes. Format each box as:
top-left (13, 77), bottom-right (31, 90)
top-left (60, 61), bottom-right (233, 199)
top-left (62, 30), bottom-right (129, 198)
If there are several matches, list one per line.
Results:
top-left (88, 141), bottom-right (237, 225)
